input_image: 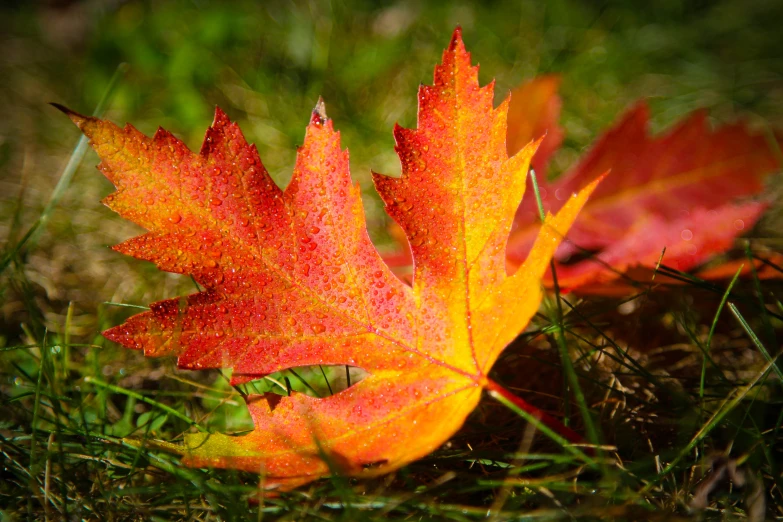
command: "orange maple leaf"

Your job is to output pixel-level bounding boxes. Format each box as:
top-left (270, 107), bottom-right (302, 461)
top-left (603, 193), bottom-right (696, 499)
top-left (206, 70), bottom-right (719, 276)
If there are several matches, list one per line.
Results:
top-left (59, 29), bottom-right (599, 491)
top-left (505, 83), bottom-right (782, 291)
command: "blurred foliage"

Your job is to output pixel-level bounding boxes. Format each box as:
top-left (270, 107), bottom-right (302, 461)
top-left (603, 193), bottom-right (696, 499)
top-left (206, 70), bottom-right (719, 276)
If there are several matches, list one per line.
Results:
top-left (3, 0), bottom-right (782, 265)
top-left (5, 0), bottom-right (783, 181)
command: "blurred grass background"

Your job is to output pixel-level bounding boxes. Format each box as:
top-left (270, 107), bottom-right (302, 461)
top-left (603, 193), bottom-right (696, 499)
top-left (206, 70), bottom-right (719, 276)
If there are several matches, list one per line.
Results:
top-left (3, 0), bottom-right (783, 336)
top-left (2, 0), bottom-right (783, 519)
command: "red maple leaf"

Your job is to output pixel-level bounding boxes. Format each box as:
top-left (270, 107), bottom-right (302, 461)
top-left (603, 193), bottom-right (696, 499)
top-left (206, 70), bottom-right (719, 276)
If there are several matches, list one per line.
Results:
top-left (59, 29), bottom-right (599, 491)
top-left (504, 84), bottom-right (782, 291)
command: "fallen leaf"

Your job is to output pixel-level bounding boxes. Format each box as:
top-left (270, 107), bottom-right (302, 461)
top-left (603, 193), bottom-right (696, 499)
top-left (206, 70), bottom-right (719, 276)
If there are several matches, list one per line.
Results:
top-left (506, 100), bottom-right (781, 291)
top-left (60, 29), bottom-right (598, 491)
top-left (557, 253), bottom-right (783, 297)
top-left (506, 74), bottom-right (563, 178)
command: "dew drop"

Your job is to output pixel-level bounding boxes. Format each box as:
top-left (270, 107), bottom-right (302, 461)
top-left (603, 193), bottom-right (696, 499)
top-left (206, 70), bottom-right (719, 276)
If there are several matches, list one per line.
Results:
top-left (312, 323), bottom-right (326, 334)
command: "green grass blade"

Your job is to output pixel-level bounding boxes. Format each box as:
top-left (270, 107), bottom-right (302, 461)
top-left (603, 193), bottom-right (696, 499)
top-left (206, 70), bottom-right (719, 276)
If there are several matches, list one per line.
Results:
top-left (84, 377), bottom-right (208, 433)
top-left (530, 169), bottom-right (602, 451)
top-left (641, 356), bottom-right (779, 494)
top-left (728, 302), bottom-right (783, 381)
top-left (701, 266), bottom-right (743, 401)
top-left (0, 63), bottom-right (128, 277)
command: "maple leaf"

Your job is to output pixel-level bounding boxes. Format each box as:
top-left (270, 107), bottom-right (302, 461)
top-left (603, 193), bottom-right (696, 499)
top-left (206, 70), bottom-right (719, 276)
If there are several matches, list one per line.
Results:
top-left (505, 88), bottom-right (782, 291)
top-left (59, 29), bottom-right (599, 491)
top-left (382, 76), bottom-right (567, 279)
top-left (506, 75), bottom-right (564, 178)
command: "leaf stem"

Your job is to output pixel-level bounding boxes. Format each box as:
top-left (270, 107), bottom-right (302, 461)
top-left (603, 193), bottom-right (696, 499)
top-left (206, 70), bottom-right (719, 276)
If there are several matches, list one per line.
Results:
top-left (484, 378), bottom-right (591, 453)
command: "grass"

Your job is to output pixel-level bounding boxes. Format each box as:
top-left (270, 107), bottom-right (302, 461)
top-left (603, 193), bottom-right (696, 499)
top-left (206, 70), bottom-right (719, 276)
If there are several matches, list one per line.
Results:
top-left (3, 261), bottom-right (781, 520)
top-left (2, 1), bottom-right (783, 520)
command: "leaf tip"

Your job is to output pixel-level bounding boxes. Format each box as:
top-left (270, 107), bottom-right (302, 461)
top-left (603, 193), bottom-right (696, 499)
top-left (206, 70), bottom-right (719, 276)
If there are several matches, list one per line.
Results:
top-left (101, 324), bottom-right (126, 347)
top-left (449, 26), bottom-right (464, 51)
top-left (311, 96), bottom-right (329, 125)
top-left (51, 102), bottom-right (88, 128)
top-left (572, 172), bottom-right (606, 202)
top-left (212, 105), bottom-right (230, 125)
